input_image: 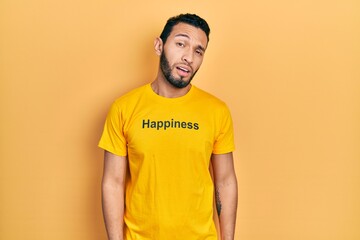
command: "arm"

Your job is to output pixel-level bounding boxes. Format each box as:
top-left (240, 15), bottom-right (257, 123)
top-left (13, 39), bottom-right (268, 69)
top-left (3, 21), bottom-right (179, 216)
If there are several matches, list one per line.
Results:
top-left (101, 150), bottom-right (127, 240)
top-left (211, 152), bottom-right (238, 240)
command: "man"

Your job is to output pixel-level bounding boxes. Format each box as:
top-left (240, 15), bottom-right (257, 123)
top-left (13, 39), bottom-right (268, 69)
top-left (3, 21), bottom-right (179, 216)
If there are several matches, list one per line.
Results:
top-left (99, 13), bottom-right (238, 240)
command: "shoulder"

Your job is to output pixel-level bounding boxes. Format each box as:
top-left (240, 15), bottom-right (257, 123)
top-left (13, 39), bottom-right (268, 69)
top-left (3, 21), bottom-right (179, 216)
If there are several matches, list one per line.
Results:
top-left (106, 84), bottom-right (149, 117)
top-left (110, 84), bottom-right (149, 112)
top-left (113, 84), bottom-right (148, 105)
top-left (192, 85), bottom-right (229, 110)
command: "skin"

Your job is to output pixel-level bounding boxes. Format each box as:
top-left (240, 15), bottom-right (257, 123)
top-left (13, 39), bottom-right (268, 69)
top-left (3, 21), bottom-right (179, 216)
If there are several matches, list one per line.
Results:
top-left (212, 152), bottom-right (238, 240)
top-left (102, 22), bottom-right (238, 240)
top-left (102, 151), bottom-right (127, 240)
top-left (151, 22), bottom-right (207, 98)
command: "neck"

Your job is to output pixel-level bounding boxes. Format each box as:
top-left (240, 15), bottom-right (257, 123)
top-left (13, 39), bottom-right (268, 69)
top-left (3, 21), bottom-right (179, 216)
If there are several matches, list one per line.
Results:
top-left (151, 72), bottom-right (192, 98)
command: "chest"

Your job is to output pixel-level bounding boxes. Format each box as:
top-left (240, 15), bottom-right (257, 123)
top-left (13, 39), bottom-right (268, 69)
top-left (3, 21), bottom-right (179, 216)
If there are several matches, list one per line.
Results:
top-left (123, 103), bottom-right (219, 158)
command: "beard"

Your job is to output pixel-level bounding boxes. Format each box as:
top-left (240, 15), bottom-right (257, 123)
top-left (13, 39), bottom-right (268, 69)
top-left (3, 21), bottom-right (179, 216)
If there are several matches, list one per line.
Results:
top-left (160, 51), bottom-right (198, 89)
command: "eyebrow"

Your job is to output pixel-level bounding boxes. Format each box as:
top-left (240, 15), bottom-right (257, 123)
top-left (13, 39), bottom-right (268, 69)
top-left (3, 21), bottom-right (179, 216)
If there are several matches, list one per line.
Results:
top-left (174, 33), bottom-right (206, 52)
top-left (174, 33), bottom-right (190, 39)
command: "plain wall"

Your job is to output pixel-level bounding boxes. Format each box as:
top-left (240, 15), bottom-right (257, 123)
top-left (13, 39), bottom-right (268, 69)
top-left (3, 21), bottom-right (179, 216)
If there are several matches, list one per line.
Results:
top-left (1, 0), bottom-right (359, 239)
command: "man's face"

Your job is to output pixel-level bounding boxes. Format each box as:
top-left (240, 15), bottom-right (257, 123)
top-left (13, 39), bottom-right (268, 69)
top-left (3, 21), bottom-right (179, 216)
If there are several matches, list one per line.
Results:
top-left (160, 23), bottom-right (208, 88)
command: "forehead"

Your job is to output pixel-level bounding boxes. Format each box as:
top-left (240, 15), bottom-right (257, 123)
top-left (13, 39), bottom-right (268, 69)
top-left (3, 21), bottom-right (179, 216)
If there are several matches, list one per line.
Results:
top-left (169, 23), bottom-right (208, 47)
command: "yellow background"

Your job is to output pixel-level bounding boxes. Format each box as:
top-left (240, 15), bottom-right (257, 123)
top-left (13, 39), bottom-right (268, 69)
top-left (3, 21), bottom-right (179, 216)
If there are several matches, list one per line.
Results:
top-left (1, 0), bottom-right (359, 239)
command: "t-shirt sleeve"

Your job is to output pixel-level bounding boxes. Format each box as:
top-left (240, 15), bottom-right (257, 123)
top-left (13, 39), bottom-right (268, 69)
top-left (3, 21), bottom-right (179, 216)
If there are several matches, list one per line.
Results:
top-left (212, 105), bottom-right (235, 154)
top-left (98, 101), bottom-right (127, 156)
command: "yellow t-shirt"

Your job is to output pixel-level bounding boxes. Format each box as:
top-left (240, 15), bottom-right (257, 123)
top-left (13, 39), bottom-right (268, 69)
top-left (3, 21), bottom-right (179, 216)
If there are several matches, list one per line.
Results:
top-left (99, 83), bottom-right (235, 240)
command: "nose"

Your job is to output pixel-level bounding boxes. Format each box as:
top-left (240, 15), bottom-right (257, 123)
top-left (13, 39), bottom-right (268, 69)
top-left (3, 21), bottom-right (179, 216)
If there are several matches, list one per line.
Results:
top-left (182, 49), bottom-right (193, 64)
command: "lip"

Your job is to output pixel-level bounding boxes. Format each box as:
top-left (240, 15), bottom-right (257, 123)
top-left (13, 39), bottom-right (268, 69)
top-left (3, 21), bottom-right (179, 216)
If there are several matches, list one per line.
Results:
top-left (176, 69), bottom-right (189, 77)
top-left (175, 64), bottom-right (192, 75)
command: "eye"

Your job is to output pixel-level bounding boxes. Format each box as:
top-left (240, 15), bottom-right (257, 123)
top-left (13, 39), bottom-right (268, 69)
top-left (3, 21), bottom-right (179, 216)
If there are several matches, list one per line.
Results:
top-left (176, 42), bottom-right (185, 47)
top-left (196, 50), bottom-right (204, 56)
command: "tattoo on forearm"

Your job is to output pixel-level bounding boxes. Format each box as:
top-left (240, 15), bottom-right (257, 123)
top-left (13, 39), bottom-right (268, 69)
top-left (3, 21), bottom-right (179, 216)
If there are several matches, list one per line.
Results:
top-left (215, 187), bottom-right (222, 216)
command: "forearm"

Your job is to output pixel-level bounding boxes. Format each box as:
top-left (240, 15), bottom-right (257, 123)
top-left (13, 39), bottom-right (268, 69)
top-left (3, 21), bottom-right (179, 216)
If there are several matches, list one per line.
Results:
top-left (215, 175), bottom-right (238, 240)
top-left (102, 180), bottom-right (125, 240)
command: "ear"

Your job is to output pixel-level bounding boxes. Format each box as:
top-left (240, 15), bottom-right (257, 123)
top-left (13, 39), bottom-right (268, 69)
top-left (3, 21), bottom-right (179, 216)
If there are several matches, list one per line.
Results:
top-left (154, 37), bottom-right (163, 56)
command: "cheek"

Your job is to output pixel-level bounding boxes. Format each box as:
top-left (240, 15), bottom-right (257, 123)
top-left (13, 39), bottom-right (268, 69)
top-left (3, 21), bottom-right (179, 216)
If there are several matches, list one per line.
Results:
top-left (164, 47), bottom-right (180, 60)
top-left (194, 58), bottom-right (204, 70)
top-left (166, 54), bottom-right (178, 67)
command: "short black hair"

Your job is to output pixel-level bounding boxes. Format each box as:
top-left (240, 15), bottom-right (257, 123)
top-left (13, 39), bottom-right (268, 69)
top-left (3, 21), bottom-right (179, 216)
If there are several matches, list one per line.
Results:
top-left (159, 13), bottom-right (210, 44)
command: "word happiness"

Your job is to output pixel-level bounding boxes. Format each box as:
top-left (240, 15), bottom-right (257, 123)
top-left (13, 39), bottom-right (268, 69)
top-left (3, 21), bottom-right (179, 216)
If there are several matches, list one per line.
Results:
top-left (142, 119), bottom-right (199, 130)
